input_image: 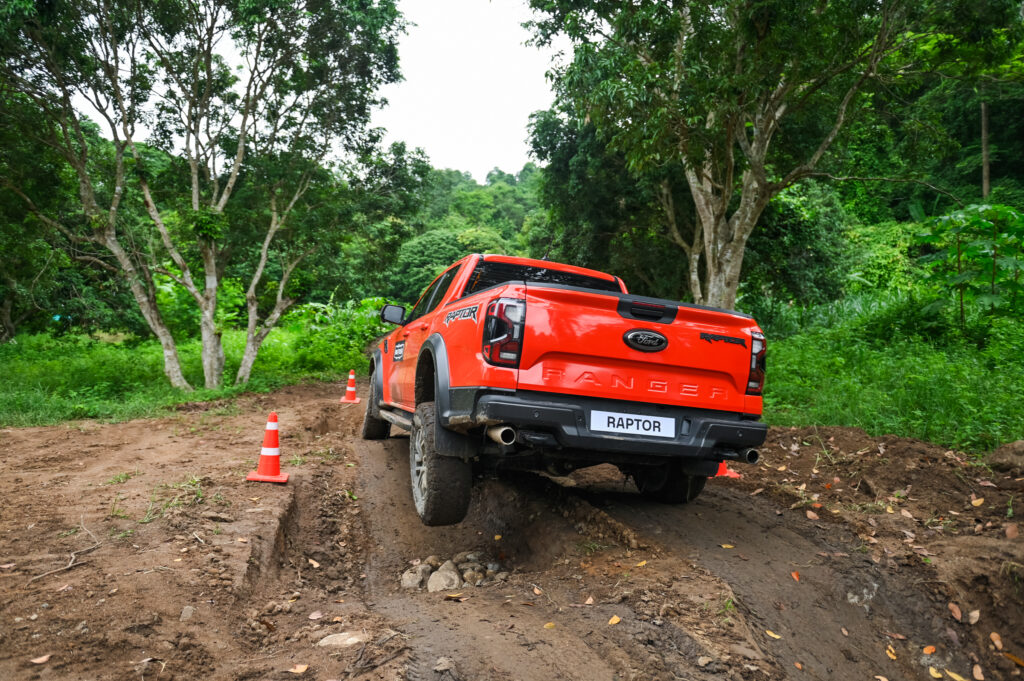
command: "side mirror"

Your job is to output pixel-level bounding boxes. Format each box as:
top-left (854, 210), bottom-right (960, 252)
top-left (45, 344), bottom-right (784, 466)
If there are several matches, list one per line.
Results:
top-left (380, 304), bottom-right (406, 326)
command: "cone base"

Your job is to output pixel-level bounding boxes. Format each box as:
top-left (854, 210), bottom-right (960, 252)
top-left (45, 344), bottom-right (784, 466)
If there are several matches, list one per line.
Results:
top-left (339, 396), bottom-right (361, 404)
top-left (247, 470), bottom-right (289, 483)
top-left (715, 462), bottom-right (742, 479)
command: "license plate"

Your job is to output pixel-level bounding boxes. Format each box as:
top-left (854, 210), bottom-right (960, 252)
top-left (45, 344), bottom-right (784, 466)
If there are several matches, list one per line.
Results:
top-left (591, 410), bottom-right (675, 439)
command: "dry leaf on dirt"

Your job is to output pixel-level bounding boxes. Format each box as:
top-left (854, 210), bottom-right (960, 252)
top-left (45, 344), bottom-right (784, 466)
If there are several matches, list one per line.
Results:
top-left (806, 510), bottom-right (819, 520)
top-left (533, 586), bottom-right (542, 596)
top-left (608, 615), bottom-right (621, 625)
top-left (543, 622), bottom-right (555, 629)
top-left (751, 488), bottom-right (764, 496)
top-left (841, 627), bottom-right (849, 636)
top-left (924, 646), bottom-right (937, 654)
top-left (585, 596), bottom-right (594, 605)
top-left (948, 603), bottom-right (962, 621)
top-left (720, 544), bottom-right (735, 549)
top-left (874, 676), bottom-right (889, 681)
top-left (332, 617), bottom-right (344, 622)
top-left (56, 584), bottom-right (71, 592)
top-left (971, 498), bottom-right (985, 507)
top-left (30, 655), bottom-right (51, 664)
top-left (777, 465), bottom-right (787, 471)
top-left (886, 645), bottom-right (898, 660)
top-left (765, 630), bottom-right (782, 639)
top-left (791, 571), bottom-right (800, 582)
top-left (494, 534), bottom-right (502, 540)
top-left (990, 632), bottom-right (1002, 650)
top-left (443, 594), bottom-right (469, 602)
top-left (1007, 524), bottom-right (1019, 540)
top-left (929, 668), bottom-right (943, 679)
top-left (307, 558), bottom-right (320, 568)
top-left (287, 664), bottom-right (309, 674)
top-left (635, 560), bottom-right (647, 567)
top-left (0, 563), bottom-right (15, 569)
top-left (972, 664), bottom-right (984, 680)
top-left (1003, 652), bottom-right (1024, 667)
top-left (886, 505), bottom-right (895, 514)
top-left (308, 611), bottom-right (323, 620)
top-left (978, 480), bottom-right (997, 488)
top-left (885, 632), bottom-right (907, 640)
top-left (968, 610), bottom-right (980, 624)
top-left (901, 509), bottom-right (914, 519)
top-left (235, 537), bottom-right (248, 543)
top-left (946, 670), bottom-right (968, 681)
top-left (795, 662), bottom-right (803, 670)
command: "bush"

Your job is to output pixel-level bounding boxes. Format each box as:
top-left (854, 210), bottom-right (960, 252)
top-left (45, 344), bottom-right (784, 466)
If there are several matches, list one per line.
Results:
top-left (284, 297), bottom-right (391, 374)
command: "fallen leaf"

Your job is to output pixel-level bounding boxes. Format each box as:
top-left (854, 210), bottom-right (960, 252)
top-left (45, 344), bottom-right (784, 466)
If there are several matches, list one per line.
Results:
top-left (990, 632), bottom-right (1002, 650)
top-left (795, 662), bottom-right (803, 670)
top-left (720, 544), bottom-right (734, 549)
top-left (30, 655), bottom-right (51, 664)
top-left (777, 465), bottom-right (787, 471)
top-left (972, 663), bottom-right (984, 680)
top-left (924, 645), bottom-right (937, 655)
top-left (56, 584), bottom-right (71, 592)
top-left (332, 617), bottom-right (343, 622)
top-left (874, 676), bottom-right (889, 681)
top-left (308, 611), bottom-right (323, 620)
top-left (751, 488), bottom-right (764, 496)
top-left (533, 586), bottom-right (542, 596)
top-left (635, 560), bottom-right (647, 567)
top-left (1006, 524), bottom-right (1019, 540)
top-left (765, 630), bottom-right (782, 639)
top-left (806, 510), bottom-right (819, 520)
top-left (790, 571), bottom-right (800, 582)
top-left (886, 505), bottom-right (895, 514)
top-left (901, 509), bottom-right (914, 519)
top-left (1004, 652), bottom-right (1024, 667)
top-left (886, 645), bottom-right (898, 660)
top-left (948, 602), bottom-right (962, 621)
top-left (968, 610), bottom-right (980, 624)
top-left (608, 615), bottom-right (621, 625)
top-left (584, 596), bottom-right (594, 605)
top-left (543, 622), bottom-right (555, 629)
top-left (930, 668), bottom-right (944, 679)
top-left (235, 537), bottom-right (248, 543)
top-left (971, 498), bottom-right (985, 507)
top-left (946, 671), bottom-right (969, 681)
top-left (811, 502), bottom-right (823, 509)
top-left (0, 563), bottom-right (15, 570)
top-left (308, 558), bottom-right (320, 569)
top-left (287, 664), bottom-right (308, 674)
top-left (494, 534), bottom-right (502, 540)
top-left (443, 593), bottom-right (469, 602)
top-left (841, 627), bottom-right (849, 636)
top-left (978, 480), bottom-right (997, 488)
top-left (885, 632), bottom-right (907, 640)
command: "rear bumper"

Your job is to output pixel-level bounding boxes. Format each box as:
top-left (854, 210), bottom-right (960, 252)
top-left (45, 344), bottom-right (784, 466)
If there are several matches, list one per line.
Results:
top-left (445, 388), bottom-right (766, 466)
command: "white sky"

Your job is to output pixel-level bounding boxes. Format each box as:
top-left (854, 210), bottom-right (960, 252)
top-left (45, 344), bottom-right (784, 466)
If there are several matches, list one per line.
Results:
top-left (370, 0), bottom-right (568, 183)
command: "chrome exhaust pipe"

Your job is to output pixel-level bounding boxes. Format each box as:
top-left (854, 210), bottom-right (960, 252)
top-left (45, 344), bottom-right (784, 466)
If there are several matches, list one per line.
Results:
top-left (741, 448), bottom-right (760, 465)
top-left (487, 425), bottom-right (517, 446)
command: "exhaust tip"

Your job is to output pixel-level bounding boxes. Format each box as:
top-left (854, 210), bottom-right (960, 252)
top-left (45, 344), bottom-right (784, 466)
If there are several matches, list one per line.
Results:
top-left (742, 448), bottom-right (760, 465)
top-left (487, 425), bottom-right (517, 446)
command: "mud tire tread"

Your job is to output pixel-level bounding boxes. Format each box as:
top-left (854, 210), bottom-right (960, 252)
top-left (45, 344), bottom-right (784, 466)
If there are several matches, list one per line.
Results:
top-left (410, 402), bottom-right (471, 526)
top-left (361, 371), bottom-right (390, 440)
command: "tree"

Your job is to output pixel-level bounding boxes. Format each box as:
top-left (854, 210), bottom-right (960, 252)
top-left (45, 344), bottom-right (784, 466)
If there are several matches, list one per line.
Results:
top-left (0, 0), bottom-right (404, 388)
top-left (529, 0), bottom-right (1023, 309)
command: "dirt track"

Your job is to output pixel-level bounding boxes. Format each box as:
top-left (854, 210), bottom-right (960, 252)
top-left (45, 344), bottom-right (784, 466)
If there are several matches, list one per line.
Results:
top-left (1, 382), bottom-right (1021, 680)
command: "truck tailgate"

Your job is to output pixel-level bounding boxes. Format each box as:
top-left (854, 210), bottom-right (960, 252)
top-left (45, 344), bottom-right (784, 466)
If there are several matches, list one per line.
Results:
top-left (517, 286), bottom-right (756, 413)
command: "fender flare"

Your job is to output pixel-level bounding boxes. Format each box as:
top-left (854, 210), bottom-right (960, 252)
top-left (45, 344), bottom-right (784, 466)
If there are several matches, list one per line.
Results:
top-left (369, 347), bottom-right (384, 412)
top-left (417, 333), bottom-right (454, 423)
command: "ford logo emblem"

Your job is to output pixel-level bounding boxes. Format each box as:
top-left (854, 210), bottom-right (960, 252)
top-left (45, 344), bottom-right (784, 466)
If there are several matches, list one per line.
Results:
top-left (623, 328), bottom-right (668, 353)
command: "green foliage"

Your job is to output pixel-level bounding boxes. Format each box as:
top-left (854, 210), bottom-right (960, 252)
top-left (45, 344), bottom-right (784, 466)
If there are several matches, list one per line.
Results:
top-left (765, 316), bottom-right (1024, 451)
top-left (386, 230), bottom-right (467, 304)
top-left (916, 203), bottom-right (1024, 325)
top-left (283, 297), bottom-right (391, 374)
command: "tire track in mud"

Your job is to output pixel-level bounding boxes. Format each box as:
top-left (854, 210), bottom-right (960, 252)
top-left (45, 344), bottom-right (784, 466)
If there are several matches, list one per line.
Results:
top-left (577, 480), bottom-right (974, 680)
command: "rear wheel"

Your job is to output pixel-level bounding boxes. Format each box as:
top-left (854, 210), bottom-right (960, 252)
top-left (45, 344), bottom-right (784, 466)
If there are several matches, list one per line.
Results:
top-left (360, 370), bottom-right (390, 440)
top-left (634, 464), bottom-right (707, 504)
top-left (409, 402), bottom-right (472, 526)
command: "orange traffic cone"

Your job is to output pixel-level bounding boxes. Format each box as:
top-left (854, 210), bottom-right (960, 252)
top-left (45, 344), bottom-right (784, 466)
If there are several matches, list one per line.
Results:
top-left (716, 461), bottom-right (742, 479)
top-left (339, 370), bottom-right (360, 404)
top-left (247, 412), bottom-right (289, 483)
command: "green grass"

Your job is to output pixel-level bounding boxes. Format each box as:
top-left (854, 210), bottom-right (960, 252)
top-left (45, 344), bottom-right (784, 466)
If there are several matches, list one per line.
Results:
top-left (764, 316), bottom-right (1024, 451)
top-left (0, 327), bottom-right (355, 427)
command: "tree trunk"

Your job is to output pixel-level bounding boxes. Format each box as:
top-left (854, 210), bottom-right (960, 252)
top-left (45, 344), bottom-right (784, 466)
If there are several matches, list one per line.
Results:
top-left (235, 325), bottom-right (269, 386)
top-left (981, 99), bottom-right (990, 198)
top-left (198, 243), bottom-right (224, 389)
top-left (0, 296), bottom-right (15, 343)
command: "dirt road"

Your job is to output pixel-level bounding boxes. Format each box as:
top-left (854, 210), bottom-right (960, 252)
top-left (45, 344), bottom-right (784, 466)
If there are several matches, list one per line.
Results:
top-left (1, 383), bottom-right (1021, 680)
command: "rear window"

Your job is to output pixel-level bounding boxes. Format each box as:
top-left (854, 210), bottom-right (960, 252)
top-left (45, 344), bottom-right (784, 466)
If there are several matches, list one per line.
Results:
top-left (461, 261), bottom-right (622, 297)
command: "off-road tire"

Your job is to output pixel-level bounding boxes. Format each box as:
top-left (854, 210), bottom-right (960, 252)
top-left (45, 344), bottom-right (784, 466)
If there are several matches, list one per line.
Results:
top-left (409, 402), bottom-right (472, 526)
top-left (360, 370), bottom-right (390, 440)
top-left (634, 464), bottom-right (707, 504)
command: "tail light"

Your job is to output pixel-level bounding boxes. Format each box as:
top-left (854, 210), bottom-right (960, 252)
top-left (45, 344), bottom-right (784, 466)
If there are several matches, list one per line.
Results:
top-left (746, 331), bottom-right (766, 395)
top-left (482, 298), bottom-right (525, 367)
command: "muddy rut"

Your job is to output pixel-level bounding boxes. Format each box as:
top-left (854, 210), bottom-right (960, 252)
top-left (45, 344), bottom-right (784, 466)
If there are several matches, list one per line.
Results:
top-left (0, 382), bottom-right (1020, 681)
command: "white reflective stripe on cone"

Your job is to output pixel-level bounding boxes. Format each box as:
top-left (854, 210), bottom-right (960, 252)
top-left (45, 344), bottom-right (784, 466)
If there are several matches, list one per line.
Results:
top-left (265, 422), bottom-right (279, 430)
top-left (261, 448), bottom-right (281, 456)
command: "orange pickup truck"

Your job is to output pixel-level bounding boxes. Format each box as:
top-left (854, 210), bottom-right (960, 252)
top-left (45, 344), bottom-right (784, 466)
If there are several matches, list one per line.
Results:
top-left (363, 254), bottom-right (767, 525)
